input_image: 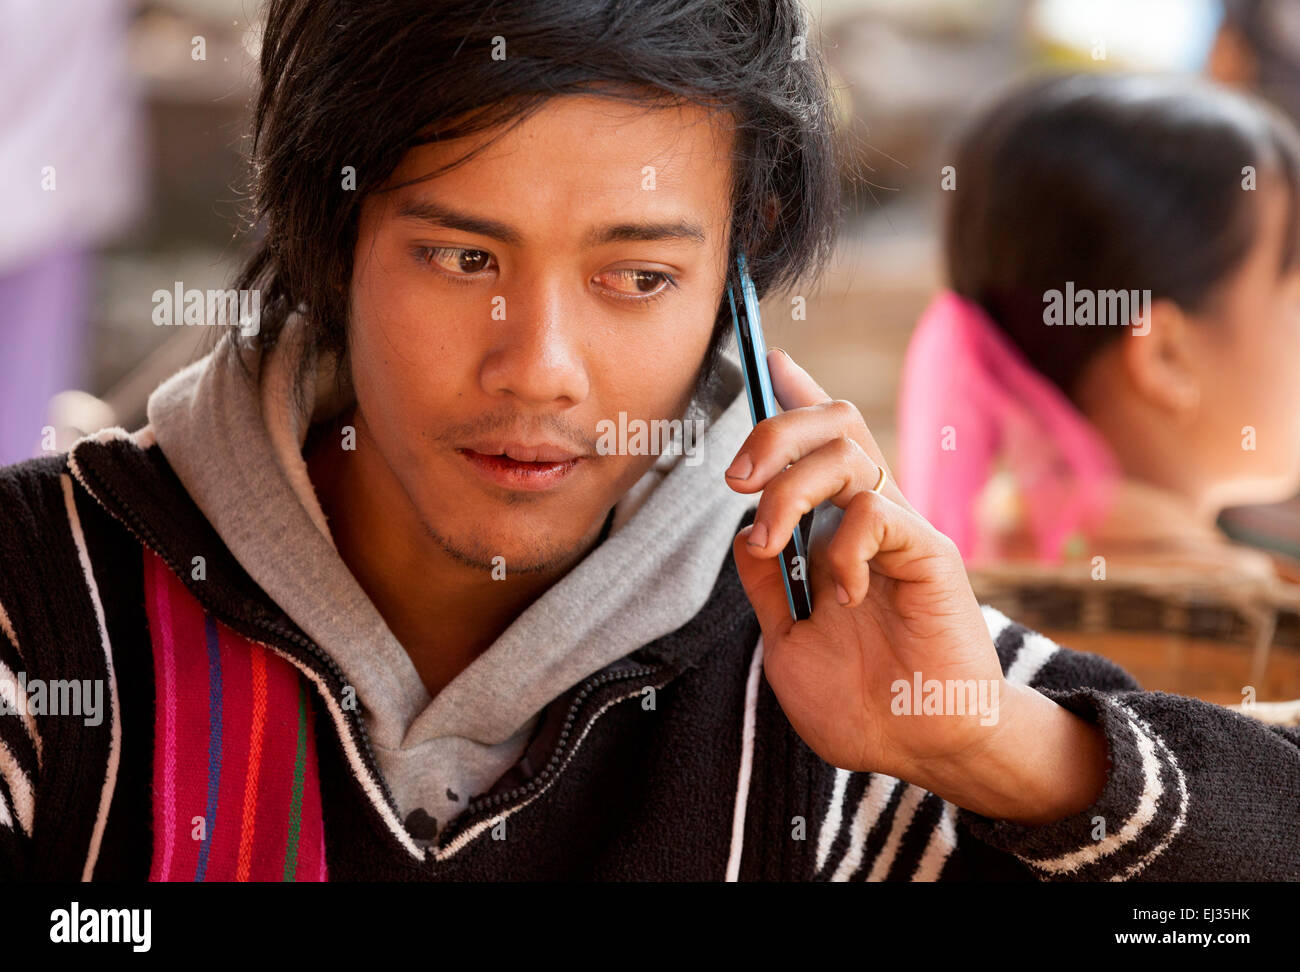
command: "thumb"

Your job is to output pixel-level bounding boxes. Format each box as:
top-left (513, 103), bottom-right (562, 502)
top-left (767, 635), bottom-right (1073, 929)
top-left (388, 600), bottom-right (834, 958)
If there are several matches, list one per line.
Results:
top-left (733, 525), bottom-right (798, 641)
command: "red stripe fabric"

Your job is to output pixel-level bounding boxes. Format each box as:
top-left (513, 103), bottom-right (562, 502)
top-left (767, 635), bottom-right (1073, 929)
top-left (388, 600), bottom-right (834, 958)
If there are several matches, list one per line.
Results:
top-left (142, 548), bottom-right (328, 881)
top-left (146, 550), bottom-right (210, 881)
top-left (247, 640), bottom-right (303, 881)
top-left (207, 622), bottom-right (252, 877)
top-left (236, 645), bottom-right (269, 881)
top-left (294, 683), bottom-right (327, 881)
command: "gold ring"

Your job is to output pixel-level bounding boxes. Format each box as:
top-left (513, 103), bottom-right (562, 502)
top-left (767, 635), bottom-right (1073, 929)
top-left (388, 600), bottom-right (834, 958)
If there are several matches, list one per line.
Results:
top-left (870, 465), bottom-right (888, 494)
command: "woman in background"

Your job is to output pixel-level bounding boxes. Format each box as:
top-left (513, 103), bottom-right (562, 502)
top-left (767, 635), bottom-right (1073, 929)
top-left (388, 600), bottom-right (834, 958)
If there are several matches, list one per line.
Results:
top-left (901, 72), bottom-right (1300, 579)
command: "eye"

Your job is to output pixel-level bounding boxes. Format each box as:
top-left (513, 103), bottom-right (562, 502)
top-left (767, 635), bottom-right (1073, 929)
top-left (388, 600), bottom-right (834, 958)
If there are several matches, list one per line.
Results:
top-left (594, 268), bottom-right (679, 303)
top-left (415, 246), bottom-right (496, 280)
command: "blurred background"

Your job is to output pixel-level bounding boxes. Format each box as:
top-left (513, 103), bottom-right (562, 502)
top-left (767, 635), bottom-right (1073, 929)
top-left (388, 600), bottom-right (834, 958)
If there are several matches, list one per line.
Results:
top-left (4, 0), bottom-right (1300, 714)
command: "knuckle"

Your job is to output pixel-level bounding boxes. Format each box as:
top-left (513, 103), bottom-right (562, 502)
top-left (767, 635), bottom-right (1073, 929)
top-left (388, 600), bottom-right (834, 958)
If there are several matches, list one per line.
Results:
top-left (825, 534), bottom-right (859, 576)
top-left (848, 487), bottom-right (882, 514)
top-left (930, 529), bottom-right (961, 560)
top-left (829, 398), bottom-right (863, 426)
top-left (765, 475), bottom-right (810, 517)
top-left (829, 435), bottom-right (859, 462)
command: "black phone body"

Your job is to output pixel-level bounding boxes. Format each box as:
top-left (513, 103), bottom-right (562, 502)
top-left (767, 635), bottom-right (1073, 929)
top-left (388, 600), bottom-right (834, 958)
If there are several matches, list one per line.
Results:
top-left (725, 253), bottom-right (814, 621)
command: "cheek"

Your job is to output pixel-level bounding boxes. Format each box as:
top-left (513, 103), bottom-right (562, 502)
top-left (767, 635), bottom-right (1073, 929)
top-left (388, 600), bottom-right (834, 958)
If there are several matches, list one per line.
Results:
top-left (346, 261), bottom-right (458, 448)
top-left (1212, 315), bottom-right (1300, 472)
top-left (604, 319), bottom-right (713, 427)
top-left (353, 242), bottom-right (473, 364)
top-left (1244, 314), bottom-right (1300, 420)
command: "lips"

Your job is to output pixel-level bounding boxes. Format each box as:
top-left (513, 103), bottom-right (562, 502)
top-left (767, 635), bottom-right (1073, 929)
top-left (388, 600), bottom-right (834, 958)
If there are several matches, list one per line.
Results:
top-left (463, 442), bottom-right (584, 463)
top-left (457, 444), bottom-right (585, 492)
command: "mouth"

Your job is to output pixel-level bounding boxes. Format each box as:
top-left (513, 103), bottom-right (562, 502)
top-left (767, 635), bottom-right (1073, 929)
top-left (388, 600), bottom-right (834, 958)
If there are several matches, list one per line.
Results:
top-left (457, 444), bottom-right (585, 492)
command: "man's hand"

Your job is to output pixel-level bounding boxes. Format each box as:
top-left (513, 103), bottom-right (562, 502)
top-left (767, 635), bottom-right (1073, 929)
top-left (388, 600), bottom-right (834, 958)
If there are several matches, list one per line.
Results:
top-left (728, 349), bottom-right (1108, 825)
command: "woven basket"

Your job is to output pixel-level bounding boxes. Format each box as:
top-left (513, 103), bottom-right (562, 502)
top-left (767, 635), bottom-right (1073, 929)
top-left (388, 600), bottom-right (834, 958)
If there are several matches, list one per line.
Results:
top-left (968, 559), bottom-right (1300, 722)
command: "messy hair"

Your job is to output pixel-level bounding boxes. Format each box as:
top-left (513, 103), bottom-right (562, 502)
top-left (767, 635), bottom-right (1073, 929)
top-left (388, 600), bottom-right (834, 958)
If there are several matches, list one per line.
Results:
top-left (230, 0), bottom-right (842, 390)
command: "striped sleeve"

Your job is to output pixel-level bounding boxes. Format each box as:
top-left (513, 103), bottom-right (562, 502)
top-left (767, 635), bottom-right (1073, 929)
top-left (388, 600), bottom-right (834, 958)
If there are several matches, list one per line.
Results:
top-left (0, 596), bottom-right (38, 879)
top-left (952, 606), bottom-right (1300, 881)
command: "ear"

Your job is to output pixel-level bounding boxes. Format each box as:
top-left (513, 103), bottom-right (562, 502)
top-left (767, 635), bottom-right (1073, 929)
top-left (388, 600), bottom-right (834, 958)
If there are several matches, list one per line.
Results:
top-left (1118, 297), bottom-right (1202, 419)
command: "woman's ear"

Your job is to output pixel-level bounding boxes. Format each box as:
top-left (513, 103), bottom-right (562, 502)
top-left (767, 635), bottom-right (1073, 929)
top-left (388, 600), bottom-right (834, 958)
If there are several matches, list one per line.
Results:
top-left (1119, 297), bottom-right (1202, 419)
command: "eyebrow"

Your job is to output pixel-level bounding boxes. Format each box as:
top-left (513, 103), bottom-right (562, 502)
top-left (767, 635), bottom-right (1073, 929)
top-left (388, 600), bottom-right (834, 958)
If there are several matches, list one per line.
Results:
top-left (395, 199), bottom-right (707, 248)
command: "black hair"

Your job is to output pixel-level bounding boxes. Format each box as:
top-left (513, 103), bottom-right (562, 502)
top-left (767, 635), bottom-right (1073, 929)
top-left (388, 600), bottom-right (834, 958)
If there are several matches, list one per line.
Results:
top-left (231, 0), bottom-right (841, 394)
top-left (944, 72), bottom-right (1300, 400)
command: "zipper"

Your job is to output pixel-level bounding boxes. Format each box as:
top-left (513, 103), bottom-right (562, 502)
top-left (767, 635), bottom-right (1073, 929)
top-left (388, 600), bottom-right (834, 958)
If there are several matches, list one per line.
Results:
top-left (434, 661), bottom-right (670, 855)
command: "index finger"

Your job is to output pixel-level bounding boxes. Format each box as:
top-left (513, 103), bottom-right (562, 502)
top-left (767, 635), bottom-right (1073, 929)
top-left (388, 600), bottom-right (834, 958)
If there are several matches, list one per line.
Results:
top-left (765, 348), bottom-right (916, 515)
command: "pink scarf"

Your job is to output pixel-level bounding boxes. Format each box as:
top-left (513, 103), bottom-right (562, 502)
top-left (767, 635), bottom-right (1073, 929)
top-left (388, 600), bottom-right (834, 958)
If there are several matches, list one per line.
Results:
top-left (897, 291), bottom-right (1121, 563)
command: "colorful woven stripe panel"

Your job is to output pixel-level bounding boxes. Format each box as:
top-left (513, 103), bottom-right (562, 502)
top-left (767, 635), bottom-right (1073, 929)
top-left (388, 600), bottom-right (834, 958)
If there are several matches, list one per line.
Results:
top-left (142, 546), bottom-right (328, 881)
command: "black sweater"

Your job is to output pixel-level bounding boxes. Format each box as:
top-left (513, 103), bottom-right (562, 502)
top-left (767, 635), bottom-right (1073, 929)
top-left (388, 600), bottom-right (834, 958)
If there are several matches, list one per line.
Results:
top-left (0, 430), bottom-right (1297, 880)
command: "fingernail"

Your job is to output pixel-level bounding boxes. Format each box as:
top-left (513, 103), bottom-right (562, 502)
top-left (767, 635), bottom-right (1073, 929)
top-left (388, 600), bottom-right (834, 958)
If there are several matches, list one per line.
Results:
top-left (726, 453), bottom-right (753, 481)
top-left (835, 583), bottom-right (850, 605)
top-left (769, 347), bottom-right (789, 360)
top-left (747, 522), bottom-right (768, 548)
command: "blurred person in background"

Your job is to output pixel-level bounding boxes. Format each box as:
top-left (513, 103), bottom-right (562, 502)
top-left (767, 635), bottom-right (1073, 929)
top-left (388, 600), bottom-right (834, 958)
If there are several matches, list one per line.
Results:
top-left (1203, 0), bottom-right (1300, 560)
top-left (1209, 0), bottom-right (1300, 121)
top-left (0, 0), bottom-right (145, 465)
top-left (899, 72), bottom-right (1300, 586)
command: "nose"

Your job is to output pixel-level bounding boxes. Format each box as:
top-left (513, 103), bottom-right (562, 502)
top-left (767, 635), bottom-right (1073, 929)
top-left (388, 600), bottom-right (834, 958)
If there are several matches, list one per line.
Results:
top-left (478, 275), bottom-right (591, 407)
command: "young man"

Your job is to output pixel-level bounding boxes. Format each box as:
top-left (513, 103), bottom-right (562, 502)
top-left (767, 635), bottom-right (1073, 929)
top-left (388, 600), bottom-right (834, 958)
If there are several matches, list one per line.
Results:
top-left (0, 0), bottom-right (1296, 881)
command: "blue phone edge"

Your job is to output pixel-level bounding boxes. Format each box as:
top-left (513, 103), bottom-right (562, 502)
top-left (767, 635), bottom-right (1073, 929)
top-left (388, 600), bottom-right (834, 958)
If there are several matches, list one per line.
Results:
top-left (727, 252), bottom-right (812, 622)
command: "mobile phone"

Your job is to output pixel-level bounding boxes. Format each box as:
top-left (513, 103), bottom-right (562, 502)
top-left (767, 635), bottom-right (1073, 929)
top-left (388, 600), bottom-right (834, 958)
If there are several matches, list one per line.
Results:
top-left (726, 252), bottom-right (815, 621)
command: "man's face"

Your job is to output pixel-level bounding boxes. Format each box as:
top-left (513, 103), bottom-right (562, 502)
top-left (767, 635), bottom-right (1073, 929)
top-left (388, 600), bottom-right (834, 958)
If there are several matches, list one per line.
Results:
top-left (346, 94), bottom-right (735, 572)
